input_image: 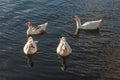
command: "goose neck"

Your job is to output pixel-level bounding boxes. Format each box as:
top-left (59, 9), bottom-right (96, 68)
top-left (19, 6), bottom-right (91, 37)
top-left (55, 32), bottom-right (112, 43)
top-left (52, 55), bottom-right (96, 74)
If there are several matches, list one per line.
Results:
top-left (75, 18), bottom-right (81, 29)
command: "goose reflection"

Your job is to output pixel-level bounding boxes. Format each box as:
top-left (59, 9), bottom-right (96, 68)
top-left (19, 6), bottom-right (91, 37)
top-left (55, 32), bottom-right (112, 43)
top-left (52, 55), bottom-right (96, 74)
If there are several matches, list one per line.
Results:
top-left (56, 37), bottom-right (72, 71)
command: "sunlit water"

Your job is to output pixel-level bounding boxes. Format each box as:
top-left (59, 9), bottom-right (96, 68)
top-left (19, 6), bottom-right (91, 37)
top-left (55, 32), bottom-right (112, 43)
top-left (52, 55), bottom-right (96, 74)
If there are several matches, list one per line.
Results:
top-left (0, 0), bottom-right (120, 80)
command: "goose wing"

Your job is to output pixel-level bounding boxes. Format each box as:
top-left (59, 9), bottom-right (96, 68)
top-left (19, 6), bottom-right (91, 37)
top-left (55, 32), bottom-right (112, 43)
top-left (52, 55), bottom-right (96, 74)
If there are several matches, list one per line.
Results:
top-left (37, 23), bottom-right (48, 31)
top-left (31, 23), bottom-right (48, 31)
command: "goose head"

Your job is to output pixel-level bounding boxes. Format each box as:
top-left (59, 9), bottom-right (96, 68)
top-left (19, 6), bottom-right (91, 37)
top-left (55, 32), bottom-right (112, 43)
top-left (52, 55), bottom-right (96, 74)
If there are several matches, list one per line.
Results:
top-left (72, 16), bottom-right (77, 20)
top-left (25, 21), bottom-right (32, 27)
top-left (28, 36), bottom-right (33, 41)
top-left (72, 16), bottom-right (80, 21)
top-left (60, 37), bottom-right (66, 44)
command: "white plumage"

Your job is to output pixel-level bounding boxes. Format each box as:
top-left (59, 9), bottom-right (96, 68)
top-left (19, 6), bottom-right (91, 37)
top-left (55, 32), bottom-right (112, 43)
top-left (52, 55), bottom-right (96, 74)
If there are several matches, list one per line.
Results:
top-left (23, 36), bottom-right (37, 55)
top-left (56, 37), bottom-right (72, 57)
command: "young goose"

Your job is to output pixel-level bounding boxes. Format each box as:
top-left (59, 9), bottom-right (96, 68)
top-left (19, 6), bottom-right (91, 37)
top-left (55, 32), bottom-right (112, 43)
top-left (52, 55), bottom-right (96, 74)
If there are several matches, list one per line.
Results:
top-left (23, 36), bottom-right (38, 67)
top-left (56, 37), bottom-right (72, 71)
top-left (72, 16), bottom-right (102, 36)
top-left (25, 21), bottom-right (48, 37)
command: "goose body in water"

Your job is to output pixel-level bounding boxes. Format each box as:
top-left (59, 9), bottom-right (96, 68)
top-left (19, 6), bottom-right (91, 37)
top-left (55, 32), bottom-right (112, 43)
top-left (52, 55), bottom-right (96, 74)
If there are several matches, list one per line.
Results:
top-left (72, 16), bottom-right (102, 36)
top-left (23, 36), bottom-right (38, 67)
top-left (25, 21), bottom-right (48, 37)
top-left (56, 37), bottom-right (72, 57)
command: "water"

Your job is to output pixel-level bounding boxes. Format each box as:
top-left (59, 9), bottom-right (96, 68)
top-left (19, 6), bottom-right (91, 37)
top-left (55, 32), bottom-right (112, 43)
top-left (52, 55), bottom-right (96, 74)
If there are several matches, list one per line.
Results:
top-left (0, 0), bottom-right (120, 80)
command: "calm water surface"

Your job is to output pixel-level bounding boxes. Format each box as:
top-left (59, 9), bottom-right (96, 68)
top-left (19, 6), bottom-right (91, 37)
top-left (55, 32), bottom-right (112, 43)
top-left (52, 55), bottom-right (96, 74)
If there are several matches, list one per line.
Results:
top-left (0, 0), bottom-right (120, 80)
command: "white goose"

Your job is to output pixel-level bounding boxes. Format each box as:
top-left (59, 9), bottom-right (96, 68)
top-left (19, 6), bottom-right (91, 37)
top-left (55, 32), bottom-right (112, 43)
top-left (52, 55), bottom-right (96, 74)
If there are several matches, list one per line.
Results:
top-left (56, 37), bottom-right (72, 57)
top-left (25, 21), bottom-right (48, 37)
top-left (72, 16), bottom-right (102, 36)
top-left (23, 36), bottom-right (38, 67)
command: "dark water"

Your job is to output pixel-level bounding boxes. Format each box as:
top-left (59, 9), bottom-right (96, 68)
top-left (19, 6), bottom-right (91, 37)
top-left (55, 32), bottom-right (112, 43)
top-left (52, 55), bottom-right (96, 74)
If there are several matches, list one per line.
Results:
top-left (0, 0), bottom-right (120, 80)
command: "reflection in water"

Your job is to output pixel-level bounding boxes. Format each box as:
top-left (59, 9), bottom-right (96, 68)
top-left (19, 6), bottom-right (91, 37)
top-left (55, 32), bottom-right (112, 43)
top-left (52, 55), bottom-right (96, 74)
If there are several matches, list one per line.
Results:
top-left (61, 57), bottom-right (66, 71)
top-left (26, 54), bottom-right (34, 67)
top-left (60, 55), bottom-right (70, 71)
top-left (82, 29), bottom-right (101, 36)
top-left (65, 28), bottom-right (101, 38)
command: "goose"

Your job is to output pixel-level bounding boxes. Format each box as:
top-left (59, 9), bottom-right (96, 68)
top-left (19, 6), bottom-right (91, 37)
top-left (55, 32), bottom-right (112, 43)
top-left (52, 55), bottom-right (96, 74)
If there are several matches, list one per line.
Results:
top-left (72, 16), bottom-right (102, 36)
top-left (56, 37), bottom-right (72, 57)
top-left (25, 21), bottom-right (48, 37)
top-left (23, 36), bottom-right (38, 67)
top-left (56, 37), bottom-right (72, 71)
